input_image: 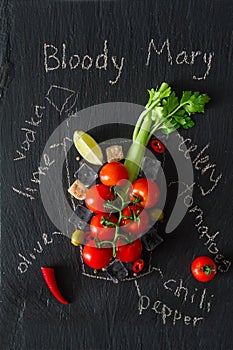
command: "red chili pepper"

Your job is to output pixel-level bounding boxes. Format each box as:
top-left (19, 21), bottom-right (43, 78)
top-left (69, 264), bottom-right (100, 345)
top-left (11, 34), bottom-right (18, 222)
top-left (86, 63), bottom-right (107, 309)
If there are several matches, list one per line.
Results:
top-left (150, 139), bottom-right (165, 154)
top-left (41, 267), bottom-right (69, 305)
top-left (132, 259), bottom-right (145, 273)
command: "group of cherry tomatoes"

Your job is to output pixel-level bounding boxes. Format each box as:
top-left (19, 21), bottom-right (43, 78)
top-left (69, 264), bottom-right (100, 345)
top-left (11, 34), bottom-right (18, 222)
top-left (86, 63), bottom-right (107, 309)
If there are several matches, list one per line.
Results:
top-left (73, 160), bottom-right (218, 283)
top-left (81, 161), bottom-right (160, 271)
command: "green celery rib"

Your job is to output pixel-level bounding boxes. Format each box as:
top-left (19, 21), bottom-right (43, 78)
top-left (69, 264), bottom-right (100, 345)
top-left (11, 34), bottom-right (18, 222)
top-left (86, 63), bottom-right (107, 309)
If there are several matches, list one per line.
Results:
top-left (124, 115), bottom-right (152, 183)
top-left (124, 141), bottom-right (146, 183)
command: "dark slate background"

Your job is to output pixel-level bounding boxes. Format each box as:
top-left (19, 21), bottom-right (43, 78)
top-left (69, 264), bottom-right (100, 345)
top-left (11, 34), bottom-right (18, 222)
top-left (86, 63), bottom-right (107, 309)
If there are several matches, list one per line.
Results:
top-left (1, 0), bottom-right (233, 349)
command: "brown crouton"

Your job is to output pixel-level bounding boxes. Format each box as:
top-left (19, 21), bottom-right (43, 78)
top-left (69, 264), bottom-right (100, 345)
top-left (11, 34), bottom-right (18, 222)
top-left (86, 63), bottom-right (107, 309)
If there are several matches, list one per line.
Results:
top-left (106, 145), bottom-right (124, 162)
top-left (68, 179), bottom-right (87, 200)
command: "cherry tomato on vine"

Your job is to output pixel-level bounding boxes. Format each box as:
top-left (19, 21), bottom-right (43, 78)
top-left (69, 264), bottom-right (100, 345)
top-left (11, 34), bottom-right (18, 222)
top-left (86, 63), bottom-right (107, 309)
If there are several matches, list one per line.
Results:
top-left (121, 204), bottom-right (149, 235)
top-left (99, 162), bottom-right (128, 186)
top-left (191, 256), bottom-right (217, 282)
top-left (90, 213), bottom-right (118, 241)
top-left (82, 244), bottom-right (113, 269)
top-left (85, 184), bottom-right (115, 213)
top-left (130, 178), bottom-right (160, 208)
top-left (116, 239), bottom-right (142, 263)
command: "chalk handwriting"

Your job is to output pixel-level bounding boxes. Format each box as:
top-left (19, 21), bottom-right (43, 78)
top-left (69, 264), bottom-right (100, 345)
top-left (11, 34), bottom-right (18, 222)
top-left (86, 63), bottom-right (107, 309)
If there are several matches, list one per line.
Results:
top-left (146, 38), bottom-right (214, 80)
top-left (17, 231), bottom-right (64, 274)
top-left (166, 134), bottom-right (231, 272)
top-left (178, 138), bottom-right (222, 196)
top-left (163, 278), bottom-right (214, 313)
top-left (171, 181), bottom-right (196, 198)
top-left (12, 186), bottom-right (36, 200)
top-left (44, 41), bottom-right (126, 86)
top-left (169, 180), bottom-right (231, 272)
top-left (12, 153), bottom-right (55, 200)
top-left (109, 56), bottom-right (125, 85)
top-left (49, 136), bottom-right (75, 209)
top-left (188, 201), bottom-right (231, 271)
top-left (151, 300), bottom-right (204, 326)
top-left (135, 280), bottom-right (205, 327)
top-left (14, 106), bottom-right (45, 161)
top-left (43, 39), bottom-right (214, 83)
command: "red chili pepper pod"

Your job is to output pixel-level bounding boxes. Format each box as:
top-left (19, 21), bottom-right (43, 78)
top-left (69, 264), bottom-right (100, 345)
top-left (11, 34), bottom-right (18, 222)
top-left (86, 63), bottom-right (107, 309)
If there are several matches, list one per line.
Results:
top-left (132, 259), bottom-right (145, 274)
top-left (41, 267), bottom-right (69, 305)
top-left (150, 139), bottom-right (165, 154)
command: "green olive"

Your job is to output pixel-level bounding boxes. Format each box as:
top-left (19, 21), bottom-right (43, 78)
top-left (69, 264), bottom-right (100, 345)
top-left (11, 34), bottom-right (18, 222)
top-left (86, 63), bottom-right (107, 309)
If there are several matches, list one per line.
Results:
top-left (149, 208), bottom-right (164, 223)
top-left (71, 230), bottom-right (85, 246)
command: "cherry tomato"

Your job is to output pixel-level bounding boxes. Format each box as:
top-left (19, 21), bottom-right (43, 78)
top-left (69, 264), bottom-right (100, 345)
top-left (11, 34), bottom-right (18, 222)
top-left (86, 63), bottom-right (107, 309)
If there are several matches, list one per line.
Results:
top-left (116, 239), bottom-right (142, 263)
top-left (121, 204), bottom-right (149, 235)
top-left (85, 184), bottom-right (115, 213)
top-left (130, 178), bottom-right (160, 208)
top-left (90, 213), bottom-right (118, 241)
top-left (99, 162), bottom-right (128, 186)
top-left (82, 244), bottom-right (113, 269)
top-left (191, 256), bottom-right (217, 282)
top-left (150, 139), bottom-right (165, 153)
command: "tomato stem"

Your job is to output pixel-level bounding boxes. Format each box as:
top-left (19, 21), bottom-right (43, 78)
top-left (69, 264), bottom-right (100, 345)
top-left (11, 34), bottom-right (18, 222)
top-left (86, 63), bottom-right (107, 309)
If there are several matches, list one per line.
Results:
top-left (201, 265), bottom-right (216, 276)
top-left (104, 202), bottom-right (121, 212)
top-left (100, 216), bottom-right (117, 228)
top-left (103, 186), bottom-right (140, 257)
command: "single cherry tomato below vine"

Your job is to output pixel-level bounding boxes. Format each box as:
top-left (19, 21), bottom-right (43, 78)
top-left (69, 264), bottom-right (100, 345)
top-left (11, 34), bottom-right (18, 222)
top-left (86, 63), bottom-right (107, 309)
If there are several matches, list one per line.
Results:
top-left (130, 178), bottom-right (160, 208)
top-left (99, 162), bottom-right (128, 186)
top-left (90, 213), bottom-right (118, 241)
top-left (191, 256), bottom-right (217, 282)
top-left (121, 204), bottom-right (149, 235)
top-left (116, 239), bottom-right (142, 263)
top-left (150, 139), bottom-right (165, 154)
top-left (82, 244), bottom-right (113, 269)
top-left (85, 184), bottom-right (115, 214)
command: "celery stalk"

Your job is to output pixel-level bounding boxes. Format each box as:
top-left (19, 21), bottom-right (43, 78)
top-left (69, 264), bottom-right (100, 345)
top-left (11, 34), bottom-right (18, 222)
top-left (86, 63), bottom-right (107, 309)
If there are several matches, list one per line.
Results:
top-left (124, 141), bottom-right (146, 183)
top-left (124, 82), bottom-right (210, 183)
top-left (124, 115), bottom-right (152, 183)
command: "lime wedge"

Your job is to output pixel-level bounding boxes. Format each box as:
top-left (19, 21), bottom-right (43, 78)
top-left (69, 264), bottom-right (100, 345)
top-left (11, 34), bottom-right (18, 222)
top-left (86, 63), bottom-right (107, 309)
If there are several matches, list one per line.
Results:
top-left (73, 130), bottom-right (104, 165)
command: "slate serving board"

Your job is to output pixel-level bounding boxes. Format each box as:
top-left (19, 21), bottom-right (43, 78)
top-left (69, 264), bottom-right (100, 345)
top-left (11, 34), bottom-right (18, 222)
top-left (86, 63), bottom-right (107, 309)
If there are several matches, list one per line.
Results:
top-left (1, 1), bottom-right (233, 349)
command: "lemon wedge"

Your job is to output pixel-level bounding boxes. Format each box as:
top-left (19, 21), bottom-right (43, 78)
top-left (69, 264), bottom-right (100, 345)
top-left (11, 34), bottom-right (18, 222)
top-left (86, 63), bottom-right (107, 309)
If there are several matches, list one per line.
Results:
top-left (73, 130), bottom-right (104, 165)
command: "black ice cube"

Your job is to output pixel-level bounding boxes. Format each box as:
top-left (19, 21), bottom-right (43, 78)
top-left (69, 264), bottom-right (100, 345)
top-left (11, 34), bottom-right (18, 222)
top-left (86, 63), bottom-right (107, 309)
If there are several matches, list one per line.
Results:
top-left (142, 227), bottom-right (164, 251)
top-left (68, 204), bottom-right (92, 230)
top-left (106, 259), bottom-right (129, 283)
